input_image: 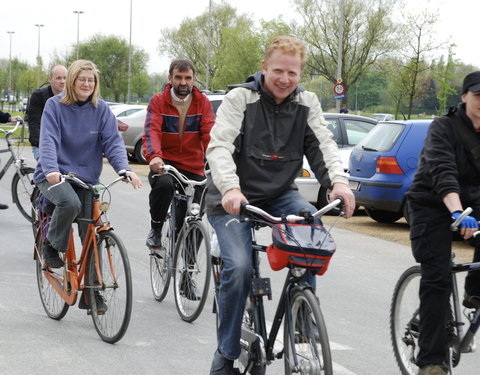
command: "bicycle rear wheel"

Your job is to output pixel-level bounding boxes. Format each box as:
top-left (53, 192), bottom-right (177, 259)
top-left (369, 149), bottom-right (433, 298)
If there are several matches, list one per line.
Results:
top-left (173, 220), bottom-right (211, 322)
top-left (150, 213), bottom-right (174, 301)
top-left (284, 288), bottom-right (332, 375)
top-left (35, 234), bottom-right (69, 320)
top-left (390, 266), bottom-right (421, 375)
top-left (11, 167), bottom-right (35, 222)
top-left (88, 231), bottom-right (132, 344)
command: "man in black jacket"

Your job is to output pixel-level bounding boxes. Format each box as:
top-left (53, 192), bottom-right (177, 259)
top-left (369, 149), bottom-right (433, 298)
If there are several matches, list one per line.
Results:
top-left (407, 71), bottom-right (480, 375)
top-left (26, 64), bottom-right (67, 161)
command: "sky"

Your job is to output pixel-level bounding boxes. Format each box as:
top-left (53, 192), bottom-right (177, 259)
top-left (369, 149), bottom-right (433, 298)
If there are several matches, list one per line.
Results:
top-left (0, 0), bottom-right (478, 77)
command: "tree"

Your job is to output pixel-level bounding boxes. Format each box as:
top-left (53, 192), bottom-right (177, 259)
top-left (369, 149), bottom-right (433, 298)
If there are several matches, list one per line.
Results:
top-left (68, 35), bottom-right (149, 102)
top-left (432, 46), bottom-right (457, 115)
top-left (291, 0), bottom-right (399, 104)
top-left (398, 5), bottom-right (442, 118)
top-left (131, 72), bottom-right (151, 102)
top-left (159, 2), bottom-right (281, 90)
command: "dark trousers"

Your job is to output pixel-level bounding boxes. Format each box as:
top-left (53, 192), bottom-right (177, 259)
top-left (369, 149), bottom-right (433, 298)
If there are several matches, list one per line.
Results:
top-left (148, 166), bottom-right (204, 234)
top-left (409, 198), bottom-right (480, 367)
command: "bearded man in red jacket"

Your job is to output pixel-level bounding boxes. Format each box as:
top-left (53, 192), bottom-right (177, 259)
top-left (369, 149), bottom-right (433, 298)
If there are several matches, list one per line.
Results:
top-left (142, 59), bottom-right (214, 298)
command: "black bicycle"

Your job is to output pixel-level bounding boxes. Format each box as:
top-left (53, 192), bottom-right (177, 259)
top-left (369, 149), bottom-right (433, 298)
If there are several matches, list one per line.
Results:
top-left (0, 120), bottom-right (36, 221)
top-left (149, 165), bottom-right (211, 322)
top-left (390, 207), bottom-right (480, 374)
top-left (211, 199), bottom-right (344, 374)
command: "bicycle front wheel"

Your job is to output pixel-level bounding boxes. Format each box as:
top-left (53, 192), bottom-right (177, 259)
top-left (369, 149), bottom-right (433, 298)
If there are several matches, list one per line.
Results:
top-left (11, 167), bottom-right (35, 222)
top-left (173, 220), bottom-right (211, 322)
top-left (88, 230), bottom-right (132, 344)
top-left (35, 236), bottom-right (69, 320)
top-left (150, 213), bottom-right (174, 301)
top-left (390, 265), bottom-right (421, 375)
top-left (284, 288), bottom-right (333, 375)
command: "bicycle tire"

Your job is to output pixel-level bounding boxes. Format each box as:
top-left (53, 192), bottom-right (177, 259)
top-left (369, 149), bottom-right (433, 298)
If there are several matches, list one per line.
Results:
top-left (30, 186), bottom-right (40, 236)
top-left (284, 287), bottom-right (333, 375)
top-left (88, 230), bottom-right (132, 344)
top-left (149, 213), bottom-right (174, 301)
top-left (173, 220), bottom-right (211, 322)
top-left (11, 167), bottom-right (35, 222)
top-left (390, 265), bottom-right (421, 375)
top-left (35, 233), bottom-right (69, 320)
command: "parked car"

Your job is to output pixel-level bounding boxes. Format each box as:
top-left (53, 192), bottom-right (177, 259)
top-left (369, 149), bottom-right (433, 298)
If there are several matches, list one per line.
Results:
top-left (295, 113), bottom-right (378, 207)
top-left (348, 119), bottom-right (433, 223)
top-left (117, 93), bottom-right (225, 164)
top-left (110, 104), bottom-right (146, 118)
top-left (18, 98), bottom-right (29, 112)
top-left (370, 113), bottom-right (395, 121)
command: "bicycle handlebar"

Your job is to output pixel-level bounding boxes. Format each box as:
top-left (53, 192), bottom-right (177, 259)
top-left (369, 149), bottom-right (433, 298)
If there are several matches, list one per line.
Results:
top-left (238, 198), bottom-right (344, 224)
top-left (47, 171), bottom-right (131, 192)
top-left (153, 165), bottom-right (207, 187)
top-left (0, 120), bottom-right (25, 137)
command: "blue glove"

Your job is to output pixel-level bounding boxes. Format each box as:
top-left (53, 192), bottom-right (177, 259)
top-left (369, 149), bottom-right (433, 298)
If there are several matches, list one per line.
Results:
top-left (451, 212), bottom-right (479, 229)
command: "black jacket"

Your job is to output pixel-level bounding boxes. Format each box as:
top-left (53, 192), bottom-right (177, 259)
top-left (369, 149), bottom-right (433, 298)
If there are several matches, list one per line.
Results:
top-left (26, 86), bottom-right (54, 146)
top-left (408, 103), bottom-right (480, 207)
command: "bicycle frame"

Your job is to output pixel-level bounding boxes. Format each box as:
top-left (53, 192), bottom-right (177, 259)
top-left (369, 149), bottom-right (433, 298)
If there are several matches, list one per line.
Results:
top-left (35, 197), bottom-right (111, 306)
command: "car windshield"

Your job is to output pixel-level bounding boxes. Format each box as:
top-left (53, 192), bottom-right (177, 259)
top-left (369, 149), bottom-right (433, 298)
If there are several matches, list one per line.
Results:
top-left (356, 123), bottom-right (404, 152)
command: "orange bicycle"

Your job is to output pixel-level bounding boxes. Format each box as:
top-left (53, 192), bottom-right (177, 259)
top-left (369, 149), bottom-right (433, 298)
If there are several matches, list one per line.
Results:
top-left (33, 173), bottom-right (133, 343)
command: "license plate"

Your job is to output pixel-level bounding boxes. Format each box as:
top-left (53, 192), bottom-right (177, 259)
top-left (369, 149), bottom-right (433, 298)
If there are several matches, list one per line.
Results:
top-left (348, 180), bottom-right (360, 191)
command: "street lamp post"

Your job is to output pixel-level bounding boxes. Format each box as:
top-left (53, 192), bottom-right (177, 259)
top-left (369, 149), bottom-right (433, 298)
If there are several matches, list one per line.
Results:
top-left (35, 24), bottom-right (44, 86)
top-left (127, 0), bottom-right (132, 104)
top-left (7, 31), bottom-right (15, 89)
top-left (73, 10), bottom-right (84, 59)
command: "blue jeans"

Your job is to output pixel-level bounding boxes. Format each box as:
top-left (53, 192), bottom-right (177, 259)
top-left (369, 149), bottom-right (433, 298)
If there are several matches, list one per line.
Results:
top-left (208, 190), bottom-right (318, 360)
top-left (32, 146), bottom-right (40, 162)
top-left (36, 180), bottom-right (82, 252)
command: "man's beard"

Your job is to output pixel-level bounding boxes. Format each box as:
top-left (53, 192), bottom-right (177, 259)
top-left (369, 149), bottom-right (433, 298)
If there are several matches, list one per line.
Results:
top-left (174, 85), bottom-right (191, 97)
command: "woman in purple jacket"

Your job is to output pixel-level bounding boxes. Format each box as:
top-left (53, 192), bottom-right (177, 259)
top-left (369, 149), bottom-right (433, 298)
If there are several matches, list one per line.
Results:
top-left (34, 60), bottom-right (142, 268)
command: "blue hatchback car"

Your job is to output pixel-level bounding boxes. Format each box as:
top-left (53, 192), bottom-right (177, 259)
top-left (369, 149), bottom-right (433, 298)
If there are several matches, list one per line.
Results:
top-left (348, 119), bottom-right (433, 223)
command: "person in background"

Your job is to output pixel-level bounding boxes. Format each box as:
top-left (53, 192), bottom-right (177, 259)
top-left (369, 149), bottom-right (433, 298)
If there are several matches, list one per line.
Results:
top-left (142, 59), bottom-right (214, 260)
top-left (340, 103), bottom-right (349, 114)
top-left (33, 60), bottom-right (142, 274)
top-left (407, 71), bottom-right (480, 375)
top-left (26, 64), bottom-right (67, 161)
top-left (205, 35), bottom-right (355, 374)
top-left (0, 110), bottom-right (23, 209)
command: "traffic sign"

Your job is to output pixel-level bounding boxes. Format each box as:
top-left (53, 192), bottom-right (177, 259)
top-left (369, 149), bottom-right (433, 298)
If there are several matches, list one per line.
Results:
top-left (333, 94), bottom-right (345, 99)
top-left (333, 83), bottom-right (345, 95)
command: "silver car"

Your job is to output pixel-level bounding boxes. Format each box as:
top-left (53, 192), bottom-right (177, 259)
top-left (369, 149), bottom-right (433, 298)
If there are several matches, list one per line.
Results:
top-left (295, 113), bottom-right (378, 208)
top-left (117, 93), bottom-right (225, 164)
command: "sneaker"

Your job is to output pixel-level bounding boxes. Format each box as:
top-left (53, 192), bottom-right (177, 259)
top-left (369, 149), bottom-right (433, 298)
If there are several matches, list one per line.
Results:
top-left (43, 241), bottom-right (64, 268)
top-left (463, 291), bottom-right (480, 309)
top-left (146, 228), bottom-right (162, 249)
top-left (417, 365), bottom-right (447, 375)
top-left (210, 349), bottom-right (234, 375)
top-left (180, 273), bottom-right (201, 301)
top-left (0, 203), bottom-right (8, 210)
top-left (78, 291), bottom-right (108, 314)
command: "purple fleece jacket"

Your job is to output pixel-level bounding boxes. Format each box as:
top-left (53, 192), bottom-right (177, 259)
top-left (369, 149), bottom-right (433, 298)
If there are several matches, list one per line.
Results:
top-left (34, 94), bottom-right (130, 185)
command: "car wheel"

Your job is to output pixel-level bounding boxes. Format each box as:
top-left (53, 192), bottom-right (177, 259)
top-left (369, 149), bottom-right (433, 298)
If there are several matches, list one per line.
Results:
top-left (365, 207), bottom-right (403, 223)
top-left (134, 140), bottom-right (147, 165)
top-left (317, 186), bottom-right (330, 209)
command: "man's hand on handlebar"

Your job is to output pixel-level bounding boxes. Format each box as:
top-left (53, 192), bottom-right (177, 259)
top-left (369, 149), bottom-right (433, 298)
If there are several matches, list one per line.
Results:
top-left (451, 211), bottom-right (479, 240)
top-left (330, 182), bottom-right (356, 218)
top-left (221, 188), bottom-right (248, 215)
top-left (149, 157), bottom-right (165, 174)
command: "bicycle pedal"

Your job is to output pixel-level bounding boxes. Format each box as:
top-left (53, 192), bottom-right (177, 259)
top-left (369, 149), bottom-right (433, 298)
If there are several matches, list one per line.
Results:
top-left (251, 278), bottom-right (272, 298)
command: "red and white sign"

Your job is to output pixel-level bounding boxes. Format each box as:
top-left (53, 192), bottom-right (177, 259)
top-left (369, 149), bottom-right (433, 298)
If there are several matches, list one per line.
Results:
top-left (333, 83), bottom-right (345, 95)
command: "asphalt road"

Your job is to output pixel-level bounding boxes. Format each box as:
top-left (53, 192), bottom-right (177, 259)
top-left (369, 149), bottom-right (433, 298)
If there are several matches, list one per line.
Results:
top-left (1, 156), bottom-right (479, 374)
